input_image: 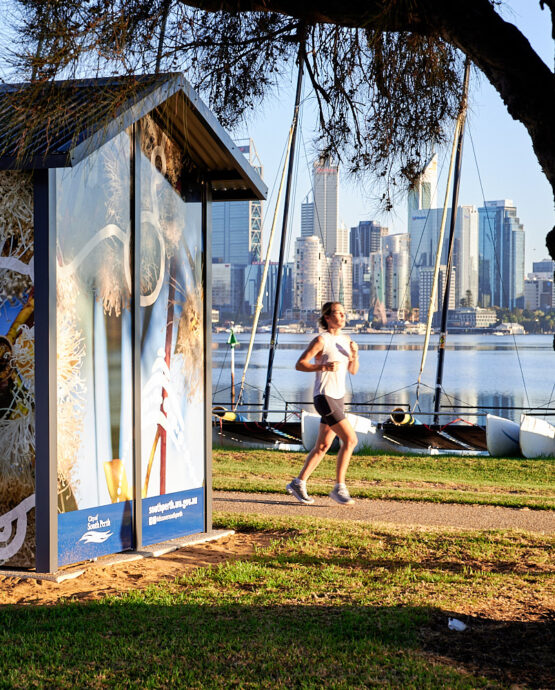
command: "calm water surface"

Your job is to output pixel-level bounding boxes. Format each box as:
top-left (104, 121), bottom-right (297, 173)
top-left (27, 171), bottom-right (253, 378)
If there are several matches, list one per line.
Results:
top-left (212, 333), bottom-right (555, 424)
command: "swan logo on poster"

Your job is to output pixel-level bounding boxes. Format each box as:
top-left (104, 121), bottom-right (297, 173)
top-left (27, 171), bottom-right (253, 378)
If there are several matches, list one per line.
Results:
top-left (58, 501), bottom-right (133, 567)
top-left (79, 513), bottom-right (113, 544)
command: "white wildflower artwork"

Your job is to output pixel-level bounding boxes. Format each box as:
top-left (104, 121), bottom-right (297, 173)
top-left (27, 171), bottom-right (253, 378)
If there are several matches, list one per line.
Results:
top-left (0, 494), bottom-right (35, 565)
top-left (0, 171), bottom-right (36, 566)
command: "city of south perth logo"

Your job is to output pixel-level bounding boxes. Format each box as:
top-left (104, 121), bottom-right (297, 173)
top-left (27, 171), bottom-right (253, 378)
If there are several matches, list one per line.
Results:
top-left (79, 514), bottom-right (113, 544)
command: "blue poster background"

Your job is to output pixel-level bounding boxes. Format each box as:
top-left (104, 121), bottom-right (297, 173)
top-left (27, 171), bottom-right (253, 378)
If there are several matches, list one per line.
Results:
top-left (142, 488), bottom-right (204, 546)
top-left (58, 501), bottom-right (133, 567)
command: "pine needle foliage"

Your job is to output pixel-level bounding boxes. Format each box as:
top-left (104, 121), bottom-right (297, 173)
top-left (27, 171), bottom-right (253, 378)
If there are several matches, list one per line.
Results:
top-left (7, 1), bottom-right (465, 205)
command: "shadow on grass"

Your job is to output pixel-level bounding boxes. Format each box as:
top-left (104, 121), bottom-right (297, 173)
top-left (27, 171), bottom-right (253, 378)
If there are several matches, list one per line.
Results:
top-left (246, 539), bottom-right (550, 578)
top-left (0, 600), bottom-right (552, 688)
top-left (421, 610), bottom-right (554, 689)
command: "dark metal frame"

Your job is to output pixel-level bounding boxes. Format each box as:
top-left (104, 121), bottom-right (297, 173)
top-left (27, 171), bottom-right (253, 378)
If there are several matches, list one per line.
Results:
top-left (34, 169), bottom-right (58, 573)
top-left (204, 183), bottom-right (213, 533)
top-left (131, 122), bottom-right (143, 550)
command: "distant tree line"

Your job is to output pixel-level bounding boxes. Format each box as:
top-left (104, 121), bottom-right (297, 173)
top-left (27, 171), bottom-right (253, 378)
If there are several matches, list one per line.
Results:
top-left (496, 308), bottom-right (555, 333)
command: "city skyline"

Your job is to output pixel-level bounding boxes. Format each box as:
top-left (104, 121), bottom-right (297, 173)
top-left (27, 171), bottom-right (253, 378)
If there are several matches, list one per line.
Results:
top-left (211, 131), bottom-right (546, 321)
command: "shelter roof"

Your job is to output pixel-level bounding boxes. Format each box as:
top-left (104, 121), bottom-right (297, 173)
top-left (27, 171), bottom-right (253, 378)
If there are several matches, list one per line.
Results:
top-left (0, 73), bottom-right (266, 201)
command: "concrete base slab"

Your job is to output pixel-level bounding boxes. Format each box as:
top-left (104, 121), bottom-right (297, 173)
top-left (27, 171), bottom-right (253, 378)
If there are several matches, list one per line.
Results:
top-left (0, 529), bottom-right (235, 583)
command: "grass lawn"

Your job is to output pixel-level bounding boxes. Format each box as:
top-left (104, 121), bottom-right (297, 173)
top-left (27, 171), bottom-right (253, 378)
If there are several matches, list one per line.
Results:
top-left (1, 514), bottom-right (553, 688)
top-left (213, 448), bottom-right (555, 509)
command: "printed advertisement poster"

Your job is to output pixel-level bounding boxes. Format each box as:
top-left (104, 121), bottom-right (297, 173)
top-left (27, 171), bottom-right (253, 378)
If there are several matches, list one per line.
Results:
top-left (139, 117), bottom-right (205, 546)
top-left (0, 171), bottom-right (36, 568)
top-left (56, 131), bottom-right (135, 565)
top-left (142, 488), bottom-right (204, 545)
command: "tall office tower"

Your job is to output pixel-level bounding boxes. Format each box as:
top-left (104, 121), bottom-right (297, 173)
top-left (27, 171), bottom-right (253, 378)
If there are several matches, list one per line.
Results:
top-left (211, 263), bottom-right (247, 315)
top-left (212, 139), bottom-right (263, 265)
top-left (312, 157), bottom-right (339, 255)
top-left (409, 206), bottom-right (479, 309)
top-left (369, 252), bottom-right (385, 312)
top-left (524, 277), bottom-right (553, 310)
top-left (382, 232), bottom-right (410, 255)
top-left (478, 200), bottom-right (525, 309)
top-left (336, 222), bottom-right (350, 254)
top-left (454, 206), bottom-right (480, 308)
top-left (368, 243), bottom-right (410, 315)
top-left (418, 265), bottom-right (456, 325)
top-left (244, 261), bottom-right (277, 315)
top-left (301, 192), bottom-right (315, 237)
top-left (212, 263), bottom-right (232, 310)
top-left (407, 154), bottom-right (438, 228)
top-left (349, 220), bottom-right (388, 257)
top-left (382, 233), bottom-right (411, 311)
top-left (352, 256), bottom-right (371, 310)
top-left (532, 258), bottom-right (555, 275)
top-left (387, 251), bottom-right (411, 312)
top-left (281, 262), bottom-right (295, 314)
top-left (293, 236), bottom-right (325, 311)
top-left (350, 221), bottom-right (389, 311)
top-left (244, 261), bottom-right (294, 316)
top-left (324, 254), bottom-right (353, 310)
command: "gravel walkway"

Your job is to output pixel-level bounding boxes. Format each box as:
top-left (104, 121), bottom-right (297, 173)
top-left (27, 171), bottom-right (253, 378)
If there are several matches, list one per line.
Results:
top-left (214, 491), bottom-right (555, 533)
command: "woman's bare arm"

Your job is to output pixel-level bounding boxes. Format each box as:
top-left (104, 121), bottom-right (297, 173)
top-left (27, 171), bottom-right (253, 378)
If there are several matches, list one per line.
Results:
top-left (347, 339), bottom-right (359, 375)
top-left (296, 336), bottom-right (337, 373)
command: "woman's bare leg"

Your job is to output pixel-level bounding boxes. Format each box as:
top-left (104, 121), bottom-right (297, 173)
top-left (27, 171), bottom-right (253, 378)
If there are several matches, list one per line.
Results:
top-left (298, 423), bottom-right (336, 481)
top-left (330, 417), bottom-right (358, 484)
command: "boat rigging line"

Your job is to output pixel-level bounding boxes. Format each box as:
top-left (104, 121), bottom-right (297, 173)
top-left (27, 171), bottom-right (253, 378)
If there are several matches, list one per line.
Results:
top-left (415, 58), bottom-right (470, 414)
top-left (432, 58), bottom-right (471, 423)
top-left (367, 147), bottom-right (450, 409)
top-left (467, 124), bottom-right (531, 409)
top-left (234, 26), bottom-right (306, 415)
top-left (262, 28), bottom-right (306, 423)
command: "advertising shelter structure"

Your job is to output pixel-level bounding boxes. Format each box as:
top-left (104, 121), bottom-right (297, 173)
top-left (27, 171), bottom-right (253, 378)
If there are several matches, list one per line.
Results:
top-left (0, 73), bottom-right (266, 572)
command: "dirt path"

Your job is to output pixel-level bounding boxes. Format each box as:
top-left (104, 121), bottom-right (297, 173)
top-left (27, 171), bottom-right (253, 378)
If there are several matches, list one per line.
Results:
top-left (1, 492), bottom-right (552, 606)
top-left (214, 490), bottom-right (555, 532)
top-left (0, 530), bottom-right (272, 606)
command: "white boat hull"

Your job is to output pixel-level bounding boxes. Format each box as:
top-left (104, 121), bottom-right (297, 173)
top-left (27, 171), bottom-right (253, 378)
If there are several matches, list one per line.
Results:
top-left (301, 410), bottom-right (394, 453)
top-left (519, 414), bottom-right (555, 458)
top-left (486, 414), bottom-right (521, 457)
top-left (212, 425), bottom-right (301, 451)
top-left (301, 411), bottom-right (488, 456)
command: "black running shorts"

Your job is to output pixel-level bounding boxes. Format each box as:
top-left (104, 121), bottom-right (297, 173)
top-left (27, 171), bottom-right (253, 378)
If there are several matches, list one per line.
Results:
top-left (314, 394), bottom-right (345, 426)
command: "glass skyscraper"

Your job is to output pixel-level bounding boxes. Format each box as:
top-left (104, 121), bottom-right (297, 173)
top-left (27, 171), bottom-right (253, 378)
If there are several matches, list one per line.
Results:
top-left (301, 192), bottom-right (315, 238)
top-left (407, 154), bottom-right (438, 229)
top-left (478, 200), bottom-right (525, 309)
top-left (349, 220), bottom-right (387, 257)
top-left (212, 139), bottom-right (263, 265)
top-left (313, 157), bottom-right (339, 255)
top-left (409, 206), bottom-right (479, 310)
top-left (211, 140), bottom-right (263, 315)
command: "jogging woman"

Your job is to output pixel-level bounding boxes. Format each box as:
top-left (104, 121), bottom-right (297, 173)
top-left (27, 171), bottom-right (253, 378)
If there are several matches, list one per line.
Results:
top-left (286, 302), bottom-right (359, 505)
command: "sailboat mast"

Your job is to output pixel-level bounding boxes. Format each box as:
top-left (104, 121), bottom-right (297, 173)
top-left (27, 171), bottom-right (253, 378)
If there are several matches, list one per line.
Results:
top-left (433, 59), bottom-right (471, 424)
top-left (262, 40), bottom-right (305, 423)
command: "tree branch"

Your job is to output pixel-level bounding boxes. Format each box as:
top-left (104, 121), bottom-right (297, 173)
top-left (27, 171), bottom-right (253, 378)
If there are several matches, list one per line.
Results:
top-left (179, 0), bottom-right (554, 198)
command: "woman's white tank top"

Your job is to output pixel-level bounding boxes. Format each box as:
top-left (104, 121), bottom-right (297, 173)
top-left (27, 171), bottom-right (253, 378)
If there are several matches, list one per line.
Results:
top-left (313, 331), bottom-right (352, 399)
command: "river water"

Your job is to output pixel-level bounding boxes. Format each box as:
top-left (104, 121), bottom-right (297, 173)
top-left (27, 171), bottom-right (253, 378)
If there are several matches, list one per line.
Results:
top-left (211, 332), bottom-right (555, 424)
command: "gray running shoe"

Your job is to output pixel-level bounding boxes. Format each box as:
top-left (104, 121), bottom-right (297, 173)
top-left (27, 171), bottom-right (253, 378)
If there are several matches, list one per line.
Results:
top-left (286, 478), bottom-right (314, 505)
top-left (329, 483), bottom-right (355, 505)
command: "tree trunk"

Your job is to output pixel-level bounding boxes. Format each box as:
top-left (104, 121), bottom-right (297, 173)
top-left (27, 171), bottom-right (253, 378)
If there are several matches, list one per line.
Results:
top-left (431, 1), bottom-right (555, 200)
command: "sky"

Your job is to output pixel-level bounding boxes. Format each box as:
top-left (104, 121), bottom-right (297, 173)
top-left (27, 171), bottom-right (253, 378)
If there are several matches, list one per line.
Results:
top-left (232, 0), bottom-right (554, 273)
top-left (0, 1), bottom-right (552, 273)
